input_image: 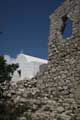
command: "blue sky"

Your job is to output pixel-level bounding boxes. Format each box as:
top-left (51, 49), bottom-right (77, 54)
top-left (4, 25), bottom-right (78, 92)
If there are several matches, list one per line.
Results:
top-left (0, 0), bottom-right (64, 59)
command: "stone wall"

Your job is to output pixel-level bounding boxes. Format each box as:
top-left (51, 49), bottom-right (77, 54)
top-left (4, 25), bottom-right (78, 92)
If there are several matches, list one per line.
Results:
top-left (3, 0), bottom-right (80, 119)
top-left (47, 0), bottom-right (80, 119)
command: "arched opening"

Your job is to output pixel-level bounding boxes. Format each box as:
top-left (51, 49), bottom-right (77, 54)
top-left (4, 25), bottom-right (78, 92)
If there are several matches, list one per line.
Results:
top-left (61, 15), bottom-right (73, 39)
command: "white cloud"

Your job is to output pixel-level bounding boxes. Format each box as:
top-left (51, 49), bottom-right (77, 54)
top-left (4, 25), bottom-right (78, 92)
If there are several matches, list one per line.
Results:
top-left (4, 55), bottom-right (17, 64)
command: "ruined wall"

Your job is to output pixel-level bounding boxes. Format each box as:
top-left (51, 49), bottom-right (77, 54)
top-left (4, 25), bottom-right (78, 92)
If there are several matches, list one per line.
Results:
top-left (47, 0), bottom-right (80, 119)
top-left (5, 0), bottom-right (80, 120)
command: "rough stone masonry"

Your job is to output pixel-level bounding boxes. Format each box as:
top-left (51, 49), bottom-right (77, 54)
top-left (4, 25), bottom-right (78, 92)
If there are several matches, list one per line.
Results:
top-left (47, 0), bottom-right (80, 119)
top-left (48, 0), bottom-right (80, 120)
top-left (4, 0), bottom-right (80, 120)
